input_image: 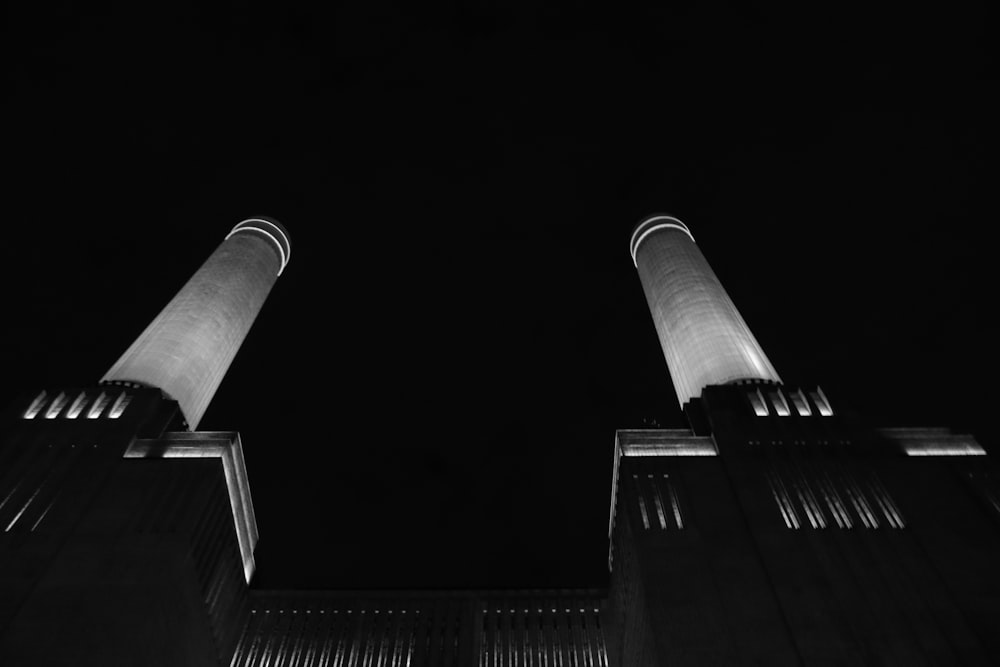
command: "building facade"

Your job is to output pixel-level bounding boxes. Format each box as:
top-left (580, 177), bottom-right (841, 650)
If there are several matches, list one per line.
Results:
top-left (0, 216), bottom-right (996, 665)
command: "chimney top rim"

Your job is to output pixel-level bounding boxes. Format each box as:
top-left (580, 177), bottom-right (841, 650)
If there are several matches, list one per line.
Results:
top-left (629, 214), bottom-right (694, 267)
top-left (227, 217), bottom-right (292, 275)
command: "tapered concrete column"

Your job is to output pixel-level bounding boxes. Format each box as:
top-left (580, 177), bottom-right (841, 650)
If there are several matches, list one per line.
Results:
top-left (630, 215), bottom-right (779, 408)
top-left (103, 217), bottom-right (290, 428)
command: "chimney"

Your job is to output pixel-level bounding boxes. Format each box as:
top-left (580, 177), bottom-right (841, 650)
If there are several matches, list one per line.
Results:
top-left (103, 217), bottom-right (291, 428)
top-left (630, 214), bottom-right (779, 408)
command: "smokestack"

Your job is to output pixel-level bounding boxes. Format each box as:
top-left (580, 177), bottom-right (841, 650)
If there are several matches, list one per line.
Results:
top-left (630, 214), bottom-right (780, 408)
top-left (103, 217), bottom-right (291, 429)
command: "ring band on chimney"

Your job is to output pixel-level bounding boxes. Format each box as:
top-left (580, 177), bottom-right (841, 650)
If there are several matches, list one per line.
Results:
top-left (629, 215), bottom-right (695, 267)
top-left (226, 218), bottom-right (292, 276)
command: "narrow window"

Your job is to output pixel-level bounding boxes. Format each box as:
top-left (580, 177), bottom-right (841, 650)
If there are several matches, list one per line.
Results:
top-left (507, 610), bottom-right (514, 667)
top-left (594, 610), bottom-right (609, 667)
top-left (44, 392), bottom-right (68, 419)
top-left (749, 388), bottom-right (769, 416)
top-left (818, 474), bottom-right (852, 529)
top-left (793, 475), bottom-right (826, 529)
top-left (522, 611), bottom-right (531, 667)
top-left (810, 387), bottom-right (833, 416)
top-left (65, 391), bottom-right (88, 419)
top-left (30, 497), bottom-right (57, 532)
top-left (844, 475), bottom-right (878, 529)
top-left (649, 475), bottom-right (668, 530)
top-left (769, 390), bottom-right (791, 416)
top-left (23, 391), bottom-right (47, 419)
top-left (665, 475), bottom-right (684, 529)
top-left (632, 475), bottom-right (650, 530)
top-left (87, 392), bottom-right (110, 419)
top-left (868, 474), bottom-right (905, 529)
top-left (790, 389), bottom-right (812, 416)
top-left (480, 610), bottom-right (488, 667)
top-left (6, 486), bottom-right (43, 531)
top-left (108, 392), bottom-right (132, 419)
top-left (538, 611), bottom-right (548, 667)
top-left (495, 610), bottom-right (503, 667)
top-left (767, 472), bottom-right (800, 529)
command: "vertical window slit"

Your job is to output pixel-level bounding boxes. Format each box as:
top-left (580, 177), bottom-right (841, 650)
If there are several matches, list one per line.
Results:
top-left (649, 475), bottom-right (668, 529)
top-left (108, 391), bottom-right (132, 419)
top-left (816, 476), bottom-right (843, 528)
top-left (524, 611), bottom-right (531, 667)
top-left (593, 611), bottom-right (609, 667)
top-left (798, 475), bottom-right (827, 529)
top-left (749, 389), bottom-right (769, 416)
top-left (791, 389), bottom-right (812, 416)
top-left (393, 612), bottom-right (405, 667)
top-left (376, 612), bottom-right (389, 667)
top-left (538, 612), bottom-right (547, 667)
top-left (479, 610), bottom-right (487, 667)
top-left (565, 609), bottom-right (577, 667)
top-left (87, 392), bottom-right (110, 419)
top-left (810, 387), bottom-right (834, 416)
top-left (509, 609), bottom-right (515, 667)
top-left (870, 488), bottom-right (901, 529)
top-left (844, 476), bottom-right (878, 529)
top-left (767, 472), bottom-right (800, 529)
top-left (769, 390), bottom-right (791, 416)
top-left (632, 475), bottom-right (650, 530)
top-left (66, 391), bottom-right (88, 419)
top-left (792, 477), bottom-right (819, 529)
top-left (551, 610), bottom-right (562, 667)
top-left (5, 486), bottom-right (43, 531)
top-left (868, 475), bottom-right (905, 528)
top-left (23, 391), bottom-right (48, 419)
top-left (777, 474), bottom-right (801, 530)
top-left (346, 610), bottom-right (362, 667)
top-left (768, 473), bottom-right (793, 529)
top-left (44, 392), bottom-right (67, 419)
top-left (30, 497), bottom-right (57, 531)
top-left (819, 475), bottom-right (852, 529)
top-left (402, 628), bottom-right (412, 667)
top-left (665, 476), bottom-right (683, 529)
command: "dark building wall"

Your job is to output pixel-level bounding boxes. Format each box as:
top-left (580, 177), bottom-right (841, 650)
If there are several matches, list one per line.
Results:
top-left (0, 388), bottom-right (168, 631)
top-left (0, 388), bottom-right (248, 666)
top-left (5, 380), bottom-right (999, 666)
top-left (606, 385), bottom-right (999, 666)
top-left (609, 450), bottom-right (799, 665)
top-left (606, 491), bottom-right (657, 667)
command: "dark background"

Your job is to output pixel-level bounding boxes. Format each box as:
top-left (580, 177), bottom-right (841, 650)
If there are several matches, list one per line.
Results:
top-left (3, 3), bottom-right (991, 590)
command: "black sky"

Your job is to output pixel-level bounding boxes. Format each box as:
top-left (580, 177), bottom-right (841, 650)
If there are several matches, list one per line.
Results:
top-left (3, 3), bottom-right (992, 590)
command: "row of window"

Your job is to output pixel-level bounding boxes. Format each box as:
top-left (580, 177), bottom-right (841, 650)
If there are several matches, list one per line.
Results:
top-left (766, 469), bottom-right (904, 530)
top-left (240, 608), bottom-right (420, 667)
top-left (627, 468), bottom-right (904, 532)
top-left (749, 386), bottom-right (833, 418)
top-left (632, 473), bottom-right (684, 531)
top-left (22, 390), bottom-right (131, 420)
top-left (480, 606), bottom-right (608, 667)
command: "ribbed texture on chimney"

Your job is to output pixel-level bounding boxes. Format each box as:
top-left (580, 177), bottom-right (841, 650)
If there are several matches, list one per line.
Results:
top-left (631, 215), bottom-right (780, 408)
top-left (102, 218), bottom-right (290, 429)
